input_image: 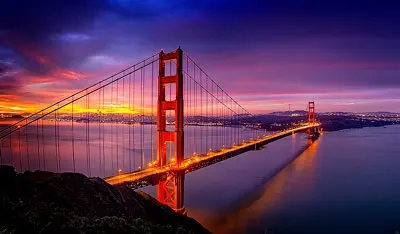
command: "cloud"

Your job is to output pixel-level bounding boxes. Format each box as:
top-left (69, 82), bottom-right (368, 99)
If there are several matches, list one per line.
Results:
top-left (54, 33), bottom-right (92, 42)
top-left (0, 76), bottom-right (22, 94)
top-left (0, 0), bottom-right (108, 41)
top-left (0, 0), bottom-right (400, 113)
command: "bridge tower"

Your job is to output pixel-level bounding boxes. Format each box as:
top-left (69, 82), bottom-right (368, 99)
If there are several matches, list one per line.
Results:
top-left (308, 101), bottom-right (315, 124)
top-left (308, 101), bottom-right (317, 139)
top-left (157, 48), bottom-right (186, 214)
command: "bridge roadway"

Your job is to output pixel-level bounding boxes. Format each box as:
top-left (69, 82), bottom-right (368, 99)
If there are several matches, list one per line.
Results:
top-left (105, 123), bottom-right (320, 188)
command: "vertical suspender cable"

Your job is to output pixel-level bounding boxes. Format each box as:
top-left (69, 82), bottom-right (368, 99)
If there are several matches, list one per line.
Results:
top-left (122, 74), bottom-right (125, 171)
top-left (111, 77), bottom-right (114, 173)
top-left (116, 79), bottom-right (119, 172)
top-left (54, 111), bottom-right (58, 172)
top-left (129, 73), bottom-right (132, 173)
top-left (151, 56), bottom-right (154, 163)
top-left (129, 73), bottom-right (133, 173)
top-left (206, 73), bottom-right (208, 153)
top-left (140, 66), bottom-right (144, 169)
top-left (88, 94), bottom-right (91, 176)
top-left (41, 112), bottom-right (45, 170)
top-left (25, 121), bottom-right (29, 170)
top-left (36, 118), bottom-right (40, 169)
top-left (72, 96), bottom-right (76, 172)
top-left (133, 63), bottom-right (137, 169)
top-left (193, 61), bottom-right (198, 154)
top-left (200, 71), bottom-right (203, 154)
top-left (102, 88), bottom-right (105, 176)
top-left (18, 131), bottom-right (22, 171)
top-left (86, 94), bottom-right (90, 176)
top-left (9, 131), bottom-right (12, 168)
top-left (98, 86), bottom-right (102, 176)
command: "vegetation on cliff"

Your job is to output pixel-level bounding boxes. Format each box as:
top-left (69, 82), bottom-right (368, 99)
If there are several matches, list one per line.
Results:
top-left (0, 166), bottom-right (210, 234)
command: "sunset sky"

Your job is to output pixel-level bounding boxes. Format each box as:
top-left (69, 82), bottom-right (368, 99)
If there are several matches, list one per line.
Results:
top-left (1, 0), bottom-right (400, 114)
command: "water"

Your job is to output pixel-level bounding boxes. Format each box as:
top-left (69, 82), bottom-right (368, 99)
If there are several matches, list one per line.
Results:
top-left (2, 121), bottom-right (400, 233)
top-left (0, 122), bottom-right (258, 177)
top-left (142, 125), bottom-right (400, 234)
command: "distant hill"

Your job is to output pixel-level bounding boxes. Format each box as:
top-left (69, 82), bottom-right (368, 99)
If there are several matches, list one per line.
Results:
top-left (7, 114), bottom-right (24, 119)
top-left (269, 110), bottom-right (307, 116)
top-left (361, 111), bottom-right (398, 115)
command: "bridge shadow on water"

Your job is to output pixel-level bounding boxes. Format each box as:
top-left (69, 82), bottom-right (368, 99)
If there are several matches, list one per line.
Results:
top-left (189, 136), bottom-right (320, 234)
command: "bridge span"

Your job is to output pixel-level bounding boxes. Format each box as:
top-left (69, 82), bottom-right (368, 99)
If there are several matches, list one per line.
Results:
top-left (0, 47), bottom-right (321, 214)
top-left (105, 123), bottom-right (320, 188)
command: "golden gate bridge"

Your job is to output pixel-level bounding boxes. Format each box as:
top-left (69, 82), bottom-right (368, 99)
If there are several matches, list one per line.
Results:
top-left (0, 48), bottom-right (320, 215)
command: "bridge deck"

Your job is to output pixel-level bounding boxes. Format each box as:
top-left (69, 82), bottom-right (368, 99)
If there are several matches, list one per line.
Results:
top-left (105, 124), bottom-right (320, 187)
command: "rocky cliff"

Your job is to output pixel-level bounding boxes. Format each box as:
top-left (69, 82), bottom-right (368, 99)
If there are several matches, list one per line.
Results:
top-left (0, 166), bottom-right (210, 234)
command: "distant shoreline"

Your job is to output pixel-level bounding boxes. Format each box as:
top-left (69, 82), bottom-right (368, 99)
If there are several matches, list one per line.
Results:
top-left (320, 121), bottom-right (399, 132)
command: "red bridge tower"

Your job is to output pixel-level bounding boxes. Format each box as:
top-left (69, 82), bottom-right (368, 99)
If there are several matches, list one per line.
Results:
top-left (157, 48), bottom-right (186, 214)
top-left (308, 101), bottom-right (315, 124)
top-left (308, 101), bottom-right (318, 139)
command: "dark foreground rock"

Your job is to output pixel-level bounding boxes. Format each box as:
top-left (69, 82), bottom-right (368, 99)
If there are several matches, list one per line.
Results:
top-left (0, 166), bottom-right (211, 234)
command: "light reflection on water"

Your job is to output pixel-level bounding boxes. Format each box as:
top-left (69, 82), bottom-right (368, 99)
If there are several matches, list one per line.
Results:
top-left (180, 126), bottom-right (400, 234)
top-left (2, 120), bottom-right (400, 233)
top-left (0, 122), bottom-right (257, 177)
top-left (186, 136), bottom-right (319, 234)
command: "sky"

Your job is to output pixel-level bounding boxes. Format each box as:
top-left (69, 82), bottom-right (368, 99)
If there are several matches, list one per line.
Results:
top-left (1, 0), bottom-right (400, 114)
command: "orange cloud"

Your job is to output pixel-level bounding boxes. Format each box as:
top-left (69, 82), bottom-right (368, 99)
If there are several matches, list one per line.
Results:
top-left (54, 68), bottom-right (87, 80)
top-left (0, 102), bottom-right (39, 115)
top-left (12, 42), bottom-right (88, 81)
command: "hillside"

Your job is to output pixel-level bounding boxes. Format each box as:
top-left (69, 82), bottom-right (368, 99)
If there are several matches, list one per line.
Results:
top-left (0, 166), bottom-right (210, 234)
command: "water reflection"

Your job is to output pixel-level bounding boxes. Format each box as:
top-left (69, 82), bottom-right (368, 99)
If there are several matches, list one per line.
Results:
top-left (0, 122), bottom-right (258, 178)
top-left (190, 138), bottom-right (320, 234)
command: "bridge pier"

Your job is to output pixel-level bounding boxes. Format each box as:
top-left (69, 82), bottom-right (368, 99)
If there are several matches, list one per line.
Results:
top-left (308, 127), bottom-right (320, 139)
top-left (157, 170), bottom-right (186, 214)
top-left (156, 48), bottom-right (186, 214)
